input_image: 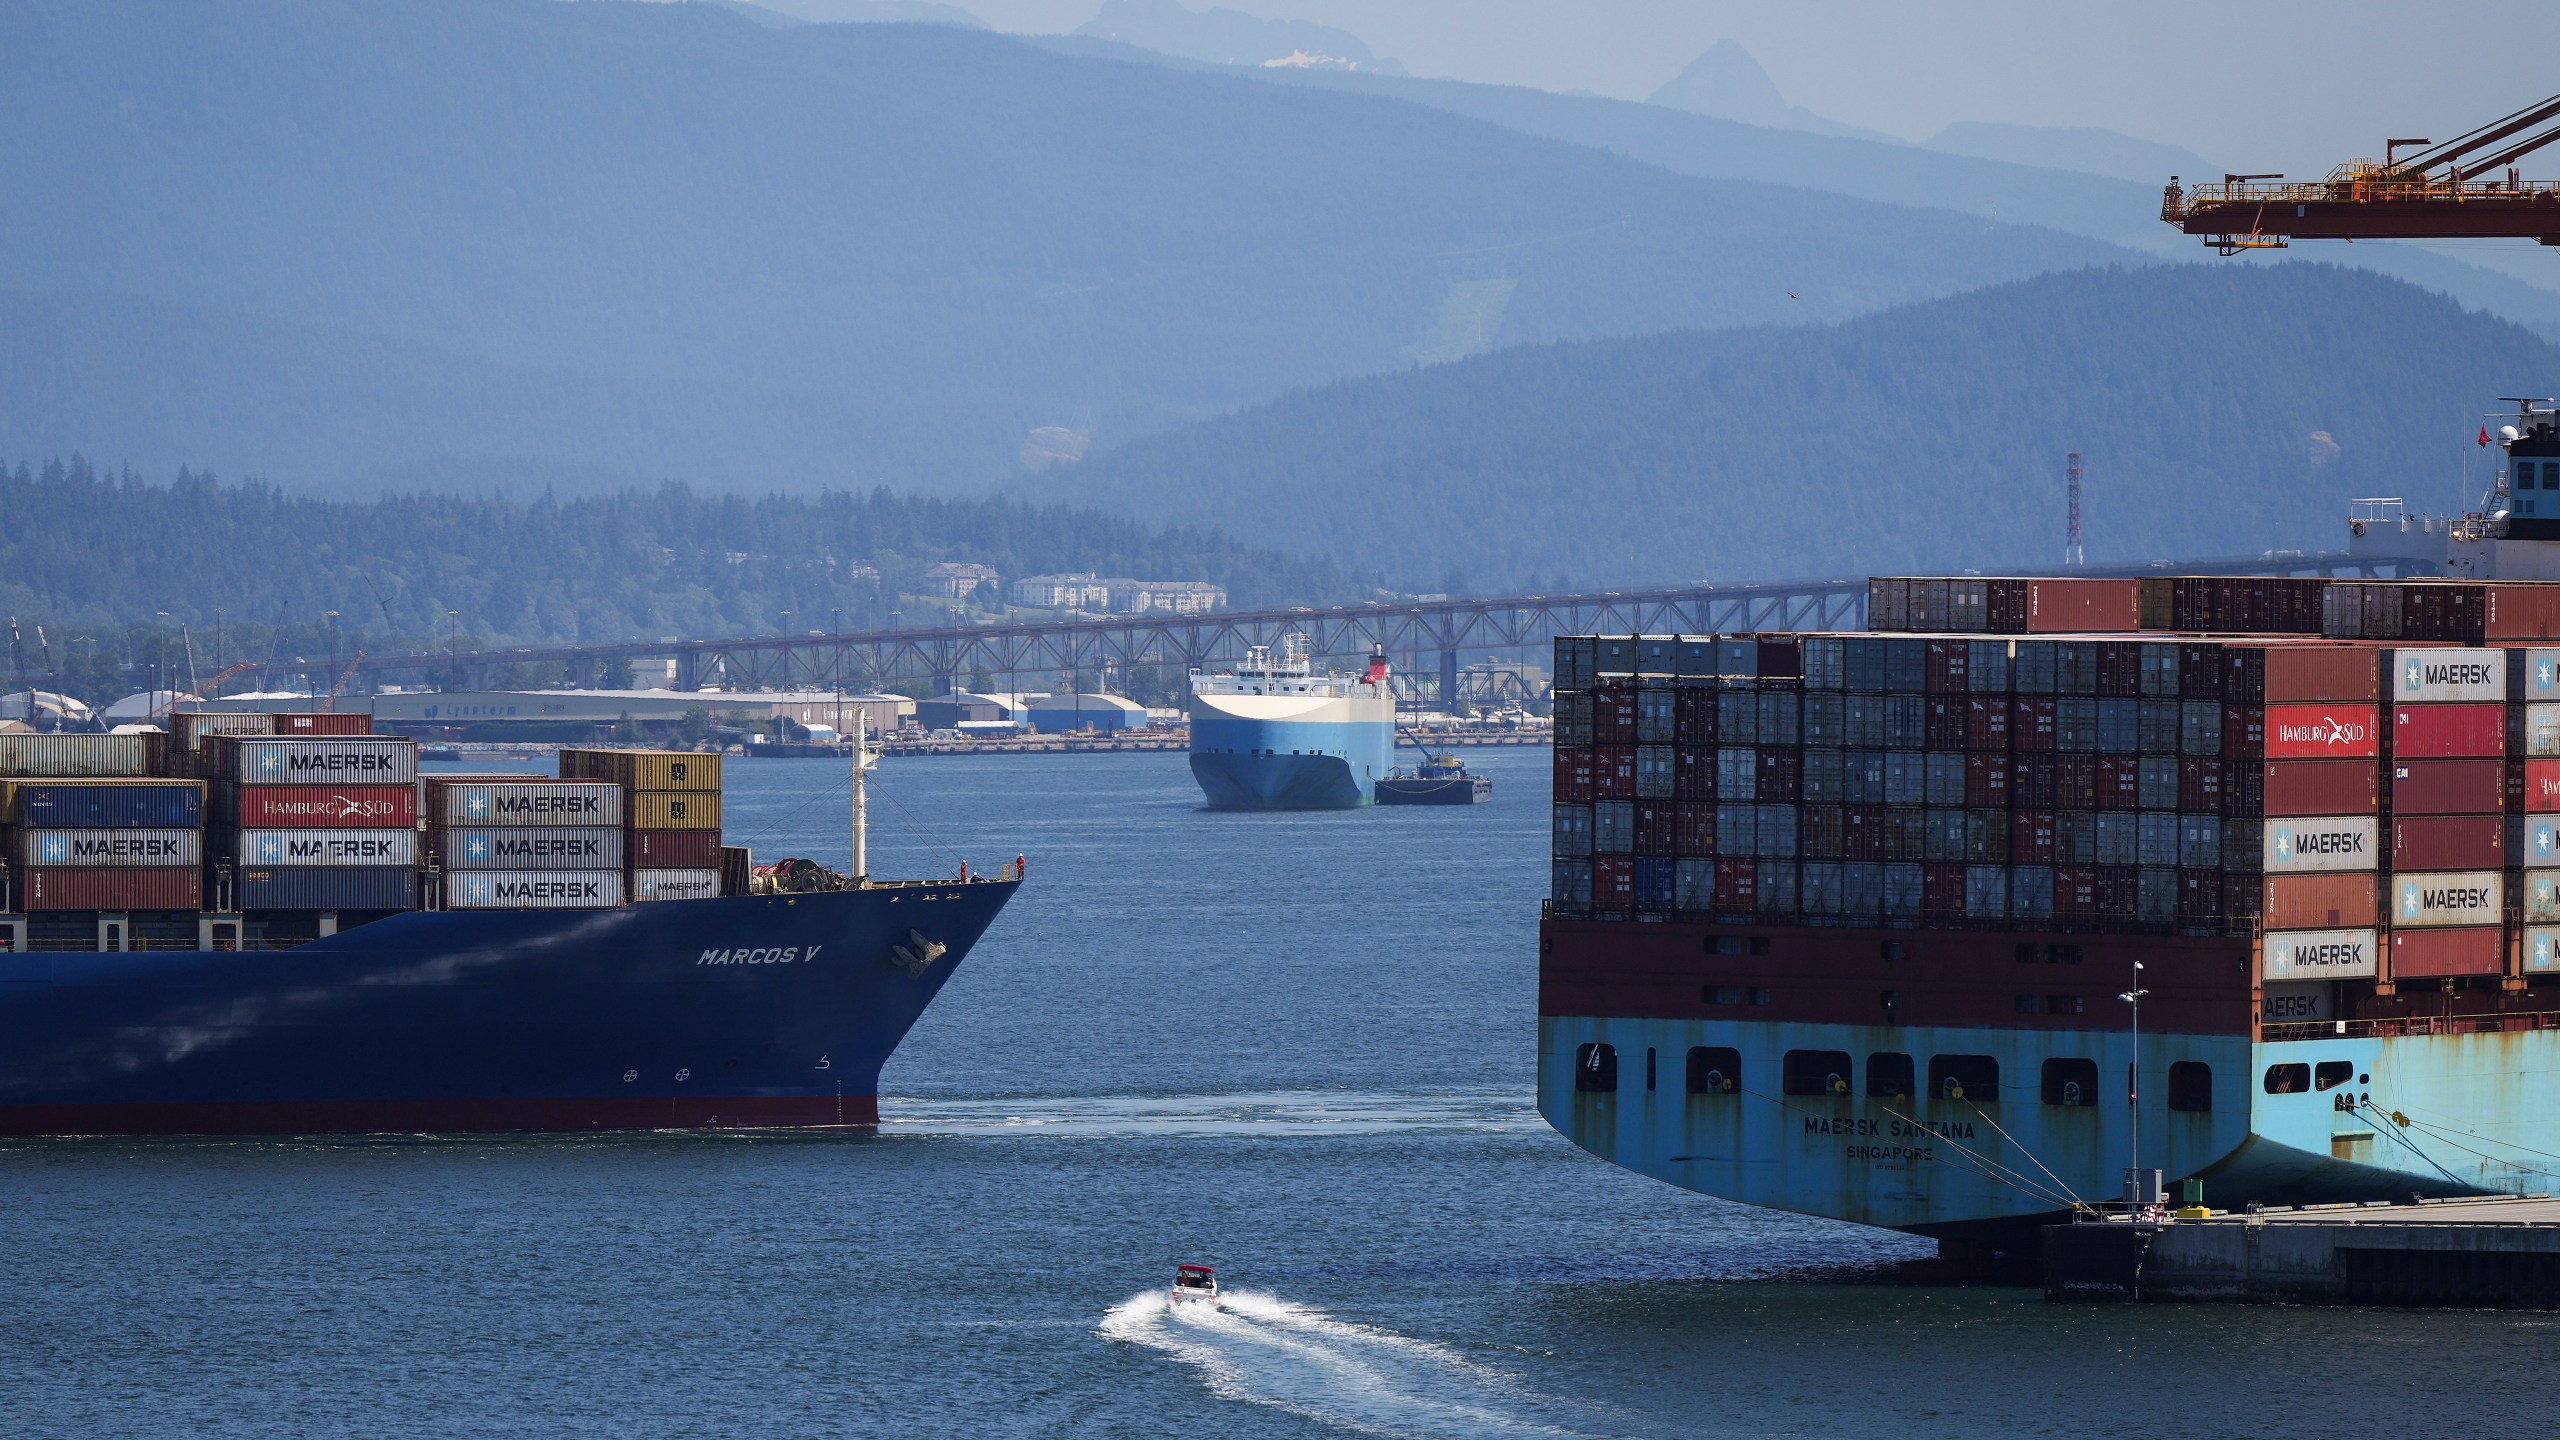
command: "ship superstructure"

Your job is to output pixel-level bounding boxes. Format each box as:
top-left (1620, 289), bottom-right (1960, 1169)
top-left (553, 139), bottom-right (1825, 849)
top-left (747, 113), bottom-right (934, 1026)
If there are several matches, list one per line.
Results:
top-left (1187, 635), bottom-right (1394, 809)
top-left (1540, 572), bottom-right (2560, 1260)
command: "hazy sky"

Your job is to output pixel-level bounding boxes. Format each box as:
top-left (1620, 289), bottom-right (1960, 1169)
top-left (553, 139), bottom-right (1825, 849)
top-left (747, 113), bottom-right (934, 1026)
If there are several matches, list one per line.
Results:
top-left (961, 0), bottom-right (2558, 176)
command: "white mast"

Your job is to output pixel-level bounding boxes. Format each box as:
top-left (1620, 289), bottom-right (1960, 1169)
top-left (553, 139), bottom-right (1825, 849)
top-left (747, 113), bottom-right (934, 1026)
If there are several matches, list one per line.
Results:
top-left (851, 709), bottom-right (868, 886)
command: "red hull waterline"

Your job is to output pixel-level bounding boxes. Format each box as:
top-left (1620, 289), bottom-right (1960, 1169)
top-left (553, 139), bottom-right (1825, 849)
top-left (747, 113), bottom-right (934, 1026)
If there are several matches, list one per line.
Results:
top-left (0, 1092), bottom-right (882, 1138)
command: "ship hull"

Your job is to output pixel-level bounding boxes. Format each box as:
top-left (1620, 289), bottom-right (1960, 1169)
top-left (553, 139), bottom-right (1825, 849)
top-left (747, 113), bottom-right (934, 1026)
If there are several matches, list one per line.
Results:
top-left (1187, 712), bottom-right (1394, 810)
top-left (1375, 775), bottom-right (1490, 805)
top-left (0, 880), bottom-right (1017, 1136)
top-left (1539, 917), bottom-right (2549, 1239)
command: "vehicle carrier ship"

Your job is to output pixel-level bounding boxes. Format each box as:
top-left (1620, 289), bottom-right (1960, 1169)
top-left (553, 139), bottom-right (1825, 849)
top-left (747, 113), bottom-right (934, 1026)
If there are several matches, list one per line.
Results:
top-left (1188, 636), bottom-right (1394, 808)
top-left (1541, 403), bottom-right (2560, 1262)
top-left (0, 716), bottom-right (1017, 1135)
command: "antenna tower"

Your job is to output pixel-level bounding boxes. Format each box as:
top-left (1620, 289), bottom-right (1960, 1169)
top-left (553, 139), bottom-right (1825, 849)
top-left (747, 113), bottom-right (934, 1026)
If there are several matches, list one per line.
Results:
top-left (2065, 451), bottom-right (2085, 568)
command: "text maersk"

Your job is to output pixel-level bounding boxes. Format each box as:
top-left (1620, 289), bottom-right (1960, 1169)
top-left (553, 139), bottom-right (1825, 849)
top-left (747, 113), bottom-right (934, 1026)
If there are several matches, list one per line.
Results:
top-left (2263, 928), bottom-right (2378, 980)
top-left (2399, 649), bottom-right (2508, 702)
top-left (2262, 817), bottom-right (2378, 873)
top-left (2396, 871), bottom-right (2503, 927)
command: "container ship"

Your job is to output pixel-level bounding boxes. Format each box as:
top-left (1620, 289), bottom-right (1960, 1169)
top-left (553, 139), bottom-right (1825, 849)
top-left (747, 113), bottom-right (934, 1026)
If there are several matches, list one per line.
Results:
top-left (0, 715), bottom-right (1017, 1135)
top-left (1538, 401), bottom-right (2560, 1263)
top-left (1187, 636), bottom-right (1394, 808)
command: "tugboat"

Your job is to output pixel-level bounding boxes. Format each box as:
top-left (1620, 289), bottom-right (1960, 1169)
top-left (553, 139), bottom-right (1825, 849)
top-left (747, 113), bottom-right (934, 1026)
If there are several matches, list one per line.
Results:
top-left (1170, 1264), bottom-right (1220, 1305)
top-left (1375, 726), bottom-right (1492, 805)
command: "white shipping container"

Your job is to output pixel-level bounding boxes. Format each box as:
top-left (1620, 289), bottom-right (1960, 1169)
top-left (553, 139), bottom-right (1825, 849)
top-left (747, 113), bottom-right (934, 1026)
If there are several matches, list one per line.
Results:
top-left (427, 780), bottom-right (624, 827)
top-left (2529, 703), bottom-right (2560, 758)
top-left (2528, 649), bottom-right (2560, 702)
top-left (235, 828), bottom-right (418, 867)
top-left (20, 828), bottom-right (201, 868)
top-left (2262, 928), bottom-right (2380, 981)
top-left (223, 738), bottom-right (418, 785)
top-left (2525, 815), bottom-right (2560, 868)
top-left (0, 733), bottom-right (152, 777)
top-left (633, 868), bottom-right (721, 902)
top-left (2392, 647), bottom-right (2507, 702)
top-left (2528, 925), bottom-right (2560, 974)
top-left (180, 712), bottom-right (275, 750)
top-left (2530, 872), bottom-right (2560, 924)
top-left (437, 826), bottom-right (622, 870)
top-left (2262, 816), bottom-right (2380, 874)
top-left (2391, 870), bottom-right (2502, 929)
top-left (445, 869), bottom-right (624, 910)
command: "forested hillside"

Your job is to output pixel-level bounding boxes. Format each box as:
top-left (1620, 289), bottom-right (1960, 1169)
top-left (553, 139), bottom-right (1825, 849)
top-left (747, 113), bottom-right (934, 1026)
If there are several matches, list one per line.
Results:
top-left (0, 461), bottom-right (1358, 652)
top-left (0, 0), bottom-right (2121, 496)
top-left (1058, 263), bottom-right (2558, 590)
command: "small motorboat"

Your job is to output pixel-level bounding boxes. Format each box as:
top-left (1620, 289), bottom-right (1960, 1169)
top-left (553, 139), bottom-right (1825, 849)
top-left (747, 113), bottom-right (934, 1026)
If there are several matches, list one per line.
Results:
top-left (1375, 752), bottom-right (1491, 805)
top-left (1170, 1264), bottom-right (1220, 1305)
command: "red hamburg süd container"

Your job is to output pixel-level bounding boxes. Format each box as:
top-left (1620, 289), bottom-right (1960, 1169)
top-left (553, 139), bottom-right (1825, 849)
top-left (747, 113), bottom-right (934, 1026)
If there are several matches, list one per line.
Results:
top-left (1594, 745), bottom-right (1636, 800)
top-left (23, 867), bottom-right (204, 911)
top-left (2177, 756), bottom-right (2224, 813)
top-left (228, 784), bottom-right (418, 828)
top-left (2260, 644), bottom-right (2383, 703)
top-left (2011, 697), bottom-right (2058, 751)
top-left (1553, 749), bottom-right (1595, 804)
top-left (1595, 689), bottom-right (1638, 744)
top-left (2096, 756), bottom-right (2140, 811)
top-left (1674, 803), bottom-right (1717, 857)
top-left (2388, 927), bottom-right (2505, 980)
top-left (2391, 814), bottom-right (2506, 871)
top-left (2027, 578), bottom-right (2141, 633)
top-left (2523, 759), bottom-right (2560, 813)
top-left (628, 829), bottom-right (723, 869)
top-left (2260, 759), bottom-right (2380, 816)
top-left (2263, 873), bottom-right (2381, 930)
top-left (1966, 753), bottom-right (2009, 807)
top-left (2391, 759), bottom-right (2506, 815)
top-left (2011, 809), bottom-right (2056, 864)
top-left (1713, 858), bottom-right (1757, 910)
top-left (1592, 856), bottom-right (1635, 909)
top-left (1967, 697), bottom-right (2011, 750)
top-left (2392, 703), bottom-right (2505, 758)
top-left (272, 712), bottom-right (374, 736)
top-left (1634, 801), bottom-right (1677, 856)
top-left (2259, 704), bottom-right (2380, 759)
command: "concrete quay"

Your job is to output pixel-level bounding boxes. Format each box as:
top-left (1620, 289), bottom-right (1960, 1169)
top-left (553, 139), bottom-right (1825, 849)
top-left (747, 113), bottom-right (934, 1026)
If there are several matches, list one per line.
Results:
top-left (2046, 1196), bottom-right (2560, 1308)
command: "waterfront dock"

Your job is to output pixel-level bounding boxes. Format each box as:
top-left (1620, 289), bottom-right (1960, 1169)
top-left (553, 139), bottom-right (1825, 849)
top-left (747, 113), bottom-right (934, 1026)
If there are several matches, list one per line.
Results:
top-left (873, 725), bottom-right (1550, 758)
top-left (2045, 1196), bottom-right (2560, 1308)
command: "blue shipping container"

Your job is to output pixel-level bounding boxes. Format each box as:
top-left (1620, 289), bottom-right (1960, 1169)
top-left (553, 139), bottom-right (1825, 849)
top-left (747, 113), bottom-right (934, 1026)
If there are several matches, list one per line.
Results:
top-left (5, 780), bottom-right (204, 828)
top-left (234, 866), bottom-right (418, 912)
top-left (1634, 855), bottom-right (1677, 910)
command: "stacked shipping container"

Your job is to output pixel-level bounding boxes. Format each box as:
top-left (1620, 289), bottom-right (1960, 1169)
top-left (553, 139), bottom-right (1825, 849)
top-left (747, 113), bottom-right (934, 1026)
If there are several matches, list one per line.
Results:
top-left (204, 728), bottom-right (422, 912)
top-left (556, 749), bottom-right (724, 902)
top-left (0, 774), bottom-right (206, 912)
top-left (426, 776), bottom-right (627, 910)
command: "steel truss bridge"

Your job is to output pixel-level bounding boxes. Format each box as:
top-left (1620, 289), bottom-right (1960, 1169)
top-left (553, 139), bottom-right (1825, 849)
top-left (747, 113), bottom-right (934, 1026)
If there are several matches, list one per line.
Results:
top-left (346, 550), bottom-right (2417, 703)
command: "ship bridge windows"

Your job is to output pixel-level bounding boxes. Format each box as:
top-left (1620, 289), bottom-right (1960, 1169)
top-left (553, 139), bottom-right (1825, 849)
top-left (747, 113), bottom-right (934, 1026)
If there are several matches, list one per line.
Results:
top-left (2041, 1057), bottom-right (2099, 1107)
top-left (2168, 1061), bottom-right (2214, 1112)
top-left (2314, 1060), bottom-right (2355, 1092)
top-left (1928, 1054), bottom-right (1999, 1104)
top-left (1686, 1046), bottom-right (1740, 1095)
top-left (1782, 1049), bottom-right (1853, 1097)
top-left (1574, 1043), bottom-right (1618, 1093)
top-left (1865, 1051), bottom-right (1915, 1100)
top-left (2263, 1062), bottom-right (2310, 1094)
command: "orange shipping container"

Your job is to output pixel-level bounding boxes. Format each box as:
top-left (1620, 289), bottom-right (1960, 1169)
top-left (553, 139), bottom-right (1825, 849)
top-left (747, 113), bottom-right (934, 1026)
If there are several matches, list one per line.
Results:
top-left (2025, 579), bottom-right (2140, 633)
top-left (2263, 873), bottom-right (2380, 930)
top-left (2263, 644), bottom-right (2384, 703)
top-left (2485, 583), bottom-right (2560, 641)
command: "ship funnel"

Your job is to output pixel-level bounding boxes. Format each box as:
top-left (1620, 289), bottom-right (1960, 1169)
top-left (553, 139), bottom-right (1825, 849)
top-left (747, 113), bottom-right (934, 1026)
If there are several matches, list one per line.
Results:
top-left (1366, 643), bottom-right (1389, 686)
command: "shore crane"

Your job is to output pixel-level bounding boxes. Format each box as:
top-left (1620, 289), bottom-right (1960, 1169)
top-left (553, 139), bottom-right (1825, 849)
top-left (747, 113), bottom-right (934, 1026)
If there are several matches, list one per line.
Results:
top-left (2162, 91), bottom-right (2560, 253)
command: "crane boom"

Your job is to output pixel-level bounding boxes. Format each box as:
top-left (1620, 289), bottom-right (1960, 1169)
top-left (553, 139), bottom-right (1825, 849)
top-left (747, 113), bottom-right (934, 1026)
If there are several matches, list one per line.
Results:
top-left (2163, 90), bottom-right (2560, 252)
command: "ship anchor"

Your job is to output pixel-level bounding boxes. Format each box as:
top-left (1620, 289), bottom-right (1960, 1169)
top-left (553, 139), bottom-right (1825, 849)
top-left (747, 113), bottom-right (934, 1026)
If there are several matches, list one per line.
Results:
top-left (886, 930), bottom-right (947, 977)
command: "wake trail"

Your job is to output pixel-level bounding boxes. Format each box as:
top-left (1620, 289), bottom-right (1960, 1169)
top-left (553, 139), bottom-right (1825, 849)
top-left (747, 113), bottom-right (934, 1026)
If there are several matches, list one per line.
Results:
top-left (1099, 1289), bottom-right (1619, 1439)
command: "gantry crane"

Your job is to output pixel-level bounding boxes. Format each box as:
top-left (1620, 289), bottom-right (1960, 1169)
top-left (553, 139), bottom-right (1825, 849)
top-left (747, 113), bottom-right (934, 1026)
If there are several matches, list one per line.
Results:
top-left (2162, 91), bottom-right (2560, 253)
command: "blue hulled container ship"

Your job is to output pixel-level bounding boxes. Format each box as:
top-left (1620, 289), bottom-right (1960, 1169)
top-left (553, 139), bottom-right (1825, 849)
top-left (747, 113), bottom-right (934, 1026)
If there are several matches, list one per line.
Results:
top-left (1187, 637), bottom-right (1395, 809)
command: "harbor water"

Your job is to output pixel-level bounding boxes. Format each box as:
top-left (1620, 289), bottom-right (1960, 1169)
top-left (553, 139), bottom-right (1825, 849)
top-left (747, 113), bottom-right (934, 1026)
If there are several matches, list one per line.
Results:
top-left (5, 751), bottom-right (2559, 1437)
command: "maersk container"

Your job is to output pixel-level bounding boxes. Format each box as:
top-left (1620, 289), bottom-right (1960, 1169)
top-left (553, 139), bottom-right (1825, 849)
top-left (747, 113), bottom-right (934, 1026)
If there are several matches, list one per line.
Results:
top-left (214, 737), bottom-right (417, 786)
top-left (1, 779), bottom-right (203, 828)
top-left (1551, 804), bottom-right (1594, 859)
top-left (426, 779), bottom-right (624, 828)
top-left (2390, 647), bottom-right (2507, 702)
top-left (2389, 927), bottom-right (2504, 980)
top-left (0, 733), bottom-right (154, 777)
top-left (235, 828), bottom-right (418, 867)
top-left (173, 711), bottom-right (274, 750)
top-left (19, 828), bottom-right (200, 868)
top-left (2261, 816), bottom-right (2380, 874)
top-left (2392, 703), bottom-right (2504, 758)
top-left (233, 865), bottom-right (417, 912)
top-left (224, 783), bottom-right (417, 828)
top-left (445, 869), bottom-right (624, 910)
top-left (633, 868), bottom-right (721, 902)
top-left (437, 827), bottom-right (621, 870)
top-left (21, 867), bottom-right (202, 911)
top-left (2527, 703), bottom-right (2560, 757)
top-left (629, 791), bottom-right (722, 830)
top-left (2390, 870), bottom-right (2502, 929)
top-left (2521, 815), bottom-right (2560, 868)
